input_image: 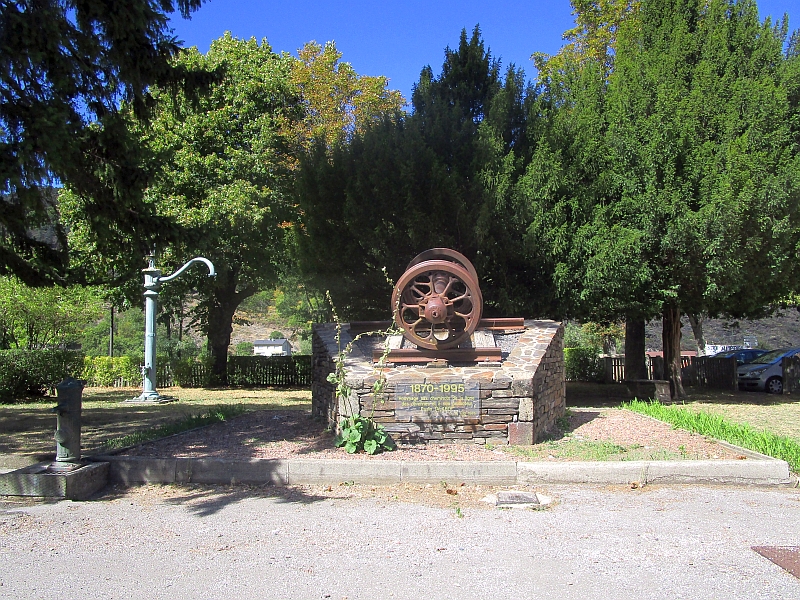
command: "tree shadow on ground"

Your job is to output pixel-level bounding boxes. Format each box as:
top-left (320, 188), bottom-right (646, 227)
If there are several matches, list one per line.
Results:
top-left (0, 403), bottom-right (304, 456)
top-left (116, 410), bottom-right (337, 460)
top-left (95, 482), bottom-right (333, 516)
top-left (567, 382), bottom-right (630, 408)
top-left (567, 381), bottom-right (799, 407)
top-left (536, 407), bottom-right (603, 442)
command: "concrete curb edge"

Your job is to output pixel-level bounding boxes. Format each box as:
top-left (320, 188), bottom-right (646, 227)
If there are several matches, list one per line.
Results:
top-left (88, 454), bottom-right (791, 487)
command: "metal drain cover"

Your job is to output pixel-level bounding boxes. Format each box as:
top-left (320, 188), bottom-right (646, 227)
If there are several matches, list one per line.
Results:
top-left (752, 546), bottom-right (800, 579)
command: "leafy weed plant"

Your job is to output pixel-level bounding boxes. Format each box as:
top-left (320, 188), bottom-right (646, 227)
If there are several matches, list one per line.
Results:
top-left (326, 288), bottom-right (397, 455)
top-left (623, 398), bottom-right (800, 472)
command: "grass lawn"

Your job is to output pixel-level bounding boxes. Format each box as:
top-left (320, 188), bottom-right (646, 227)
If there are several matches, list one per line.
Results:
top-left (678, 397), bottom-right (800, 443)
top-left (3, 382), bottom-right (798, 469)
top-left (0, 386), bottom-right (311, 460)
top-left (567, 382), bottom-right (800, 444)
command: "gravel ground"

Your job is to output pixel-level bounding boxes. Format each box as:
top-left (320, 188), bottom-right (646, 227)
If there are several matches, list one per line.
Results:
top-left (120, 407), bottom-right (742, 462)
top-left (1, 482), bottom-right (799, 599)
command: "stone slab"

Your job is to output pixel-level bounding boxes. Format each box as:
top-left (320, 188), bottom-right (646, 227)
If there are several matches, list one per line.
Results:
top-left (70, 453), bottom-right (792, 488)
top-left (517, 459), bottom-right (791, 486)
top-left (188, 458), bottom-right (289, 486)
top-left (642, 460), bottom-right (791, 485)
top-left (96, 456), bottom-right (179, 485)
top-left (401, 461), bottom-right (517, 485)
top-left (625, 379), bottom-right (671, 403)
top-left (508, 422), bottom-right (533, 445)
top-left (0, 461), bottom-right (108, 500)
top-left (288, 459), bottom-right (402, 485)
top-left (496, 490), bottom-right (541, 505)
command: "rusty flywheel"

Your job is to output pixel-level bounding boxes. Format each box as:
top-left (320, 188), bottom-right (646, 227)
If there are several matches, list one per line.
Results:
top-left (391, 249), bottom-right (483, 350)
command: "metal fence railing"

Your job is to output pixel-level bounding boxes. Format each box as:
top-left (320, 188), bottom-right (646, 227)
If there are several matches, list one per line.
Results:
top-left (153, 356), bottom-right (312, 388)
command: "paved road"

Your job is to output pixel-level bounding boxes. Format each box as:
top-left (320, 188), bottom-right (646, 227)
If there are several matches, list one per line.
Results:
top-left (1, 483), bottom-right (799, 599)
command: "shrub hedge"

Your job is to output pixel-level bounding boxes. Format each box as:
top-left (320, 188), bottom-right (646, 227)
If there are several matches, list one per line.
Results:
top-left (1, 351), bottom-right (313, 401)
top-left (0, 349), bottom-right (85, 401)
top-left (564, 346), bottom-right (604, 382)
top-left (82, 356), bottom-right (142, 387)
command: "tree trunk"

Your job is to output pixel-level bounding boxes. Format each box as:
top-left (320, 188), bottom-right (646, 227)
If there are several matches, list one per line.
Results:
top-left (207, 302), bottom-right (236, 386)
top-left (687, 313), bottom-right (706, 356)
top-left (624, 316), bottom-right (648, 380)
top-left (204, 268), bottom-right (258, 386)
top-left (662, 302), bottom-right (686, 400)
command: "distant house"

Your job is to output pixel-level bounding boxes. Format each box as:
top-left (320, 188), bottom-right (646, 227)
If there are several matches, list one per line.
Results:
top-left (253, 339), bottom-right (292, 357)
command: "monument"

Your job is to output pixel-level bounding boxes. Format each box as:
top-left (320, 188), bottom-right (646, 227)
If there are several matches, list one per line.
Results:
top-left (312, 249), bottom-right (565, 445)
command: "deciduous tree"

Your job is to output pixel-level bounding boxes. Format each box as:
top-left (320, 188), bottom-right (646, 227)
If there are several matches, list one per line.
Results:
top-left (294, 27), bottom-right (539, 318)
top-left (0, 277), bottom-right (103, 349)
top-left (139, 34), bottom-right (302, 383)
top-left (288, 41), bottom-right (405, 152)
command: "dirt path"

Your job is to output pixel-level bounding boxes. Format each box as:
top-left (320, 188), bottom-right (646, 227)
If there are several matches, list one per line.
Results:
top-left (118, 406), bottom-right (743, 463)
top-left (0, 387), bottom-right (310, 461)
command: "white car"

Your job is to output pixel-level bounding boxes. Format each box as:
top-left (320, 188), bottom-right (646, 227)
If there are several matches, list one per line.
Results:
top-left (736, 347), bottom-right (800, 393)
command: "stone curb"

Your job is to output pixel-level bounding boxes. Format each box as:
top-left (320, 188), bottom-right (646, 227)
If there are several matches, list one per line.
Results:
top-left (88, 454), bottom-right (792, 487)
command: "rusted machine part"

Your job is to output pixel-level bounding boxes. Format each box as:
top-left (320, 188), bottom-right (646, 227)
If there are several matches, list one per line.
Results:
top-left (406, 248), bottom-right (481, 288)
top-left (392, 252), bottom-right (483, 350)
top-left (406, 248), bottom-right (483, 315)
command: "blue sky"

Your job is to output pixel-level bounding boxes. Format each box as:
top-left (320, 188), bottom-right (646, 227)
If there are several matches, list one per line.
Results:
top-left (170, 0), bottom-right (797, 103)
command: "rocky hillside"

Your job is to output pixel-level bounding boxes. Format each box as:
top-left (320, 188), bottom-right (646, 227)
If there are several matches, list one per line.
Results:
top-left (645, 310), bottom-right (800, 352)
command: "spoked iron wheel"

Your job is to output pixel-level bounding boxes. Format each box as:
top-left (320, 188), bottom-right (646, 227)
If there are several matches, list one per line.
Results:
top-left (391, 257), bottom-right (483, 350)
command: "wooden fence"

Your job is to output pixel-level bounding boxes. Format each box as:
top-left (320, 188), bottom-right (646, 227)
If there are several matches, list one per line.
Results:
top-left (603, 356), bottom-right (626, 383)
top-left (690, 356), bottom-right (737, 390)
top-left (601, 355), bottom-right (732, 389)
top-left (601, 356), bottom-right (678, 383)
top-left (783, 355), bottom-right (800, 395)
top-left (227, 355), bottom-right (312, 387)
top-left (155, 355), bottom-right (312, 388)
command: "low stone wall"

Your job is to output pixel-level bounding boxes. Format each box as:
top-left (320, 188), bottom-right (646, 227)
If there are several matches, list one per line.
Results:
top-left (312, 321), bottom-right (565, 445)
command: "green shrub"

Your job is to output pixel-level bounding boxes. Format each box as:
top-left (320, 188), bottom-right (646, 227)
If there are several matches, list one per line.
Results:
top-left (233, 341), bottom-right (254, 355)
top-left (170, 356), bottom-right (212, 387)
top-left (0, 349), bottom-right (85, 401)
top-left (81, 356), bottom-right (142, 387)
top-left (564, 346), bottom-right (604, 382)
top-left (563, 322), bottom-right (589, 348)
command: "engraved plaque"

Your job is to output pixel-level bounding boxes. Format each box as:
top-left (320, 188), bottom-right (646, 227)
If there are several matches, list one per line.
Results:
top-left (395, 381), bottom-right (480, 422)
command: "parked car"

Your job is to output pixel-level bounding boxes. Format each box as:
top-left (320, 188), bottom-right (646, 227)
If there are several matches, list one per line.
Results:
top-left (712, 348), bottom-right (769, 365)
top-left (736, 347), bottom-right (800, 393)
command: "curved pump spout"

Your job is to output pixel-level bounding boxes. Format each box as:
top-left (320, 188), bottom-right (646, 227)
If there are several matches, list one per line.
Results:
top-left (158, 257), bottom-right (216, 283)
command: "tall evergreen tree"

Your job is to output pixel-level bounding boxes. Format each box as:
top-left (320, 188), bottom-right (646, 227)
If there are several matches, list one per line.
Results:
top-left (524, 0), bottom-right (800, 397)
top-left (0, 0), bottom-right (207, 285)
top-left (294, 27), bottom-right (539, 318)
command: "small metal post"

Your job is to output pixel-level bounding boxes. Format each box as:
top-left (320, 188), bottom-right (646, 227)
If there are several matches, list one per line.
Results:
top-left (52, 377), bottom-right (84, 464)
top-left (109, 305), bottom-right (115, 358)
